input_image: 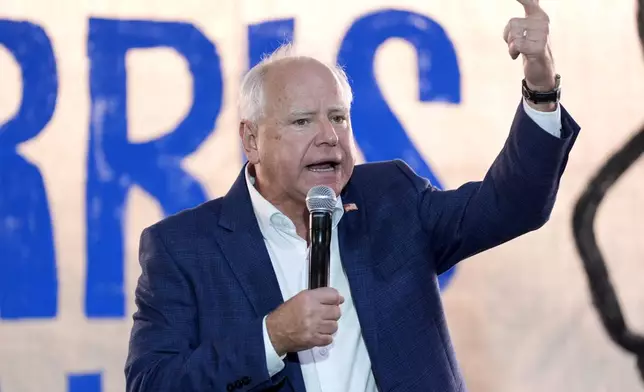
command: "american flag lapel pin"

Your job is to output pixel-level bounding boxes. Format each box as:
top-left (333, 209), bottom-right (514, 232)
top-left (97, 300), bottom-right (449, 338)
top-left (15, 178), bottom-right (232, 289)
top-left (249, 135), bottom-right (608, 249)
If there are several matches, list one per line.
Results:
top-left (343, 203), bottom-right (358, 212)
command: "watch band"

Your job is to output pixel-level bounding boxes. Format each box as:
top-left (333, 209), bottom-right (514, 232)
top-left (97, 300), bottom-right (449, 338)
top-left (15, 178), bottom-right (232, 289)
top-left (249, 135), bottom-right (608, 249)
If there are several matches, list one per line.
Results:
top-left (522, 74), bottom-right (561, 104)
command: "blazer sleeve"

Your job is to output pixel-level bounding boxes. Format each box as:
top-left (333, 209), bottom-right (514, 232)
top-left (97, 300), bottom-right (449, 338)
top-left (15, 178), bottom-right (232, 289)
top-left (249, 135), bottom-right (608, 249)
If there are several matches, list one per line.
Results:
top-left (125, 226), bottom-right (276, 392)
top-left (396, 100), bottom-right (581, 274)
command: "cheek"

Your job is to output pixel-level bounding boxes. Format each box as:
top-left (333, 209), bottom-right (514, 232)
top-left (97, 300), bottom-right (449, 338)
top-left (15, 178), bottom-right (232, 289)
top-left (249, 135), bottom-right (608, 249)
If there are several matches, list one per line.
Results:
top-left (339, 137), bottom-right (356, 161)
top-left (277, 144), bottom-right (307, 174)
top-left (262, 132), bottom-right (313, 177)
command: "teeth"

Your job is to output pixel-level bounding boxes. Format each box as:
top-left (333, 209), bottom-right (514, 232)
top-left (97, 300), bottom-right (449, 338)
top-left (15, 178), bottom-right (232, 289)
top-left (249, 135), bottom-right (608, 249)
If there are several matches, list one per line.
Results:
top-left (309, 167), bottom-right (335, 172)
top-left (307, 162), bottom-right (336, 172)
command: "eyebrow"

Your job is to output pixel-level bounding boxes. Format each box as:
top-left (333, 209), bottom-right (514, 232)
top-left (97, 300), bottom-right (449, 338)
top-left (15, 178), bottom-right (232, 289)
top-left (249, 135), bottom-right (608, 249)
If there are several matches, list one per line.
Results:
top-left (289, 110), bottom-right (317, 117)
top-left (289, 106), bottom-right (348, 117)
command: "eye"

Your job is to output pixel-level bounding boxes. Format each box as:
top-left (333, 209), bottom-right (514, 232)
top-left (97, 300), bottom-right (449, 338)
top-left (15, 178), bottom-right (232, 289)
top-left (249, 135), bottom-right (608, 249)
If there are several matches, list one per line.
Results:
top-left (293, 118), bottom-right (310, 126)
top-left (331, 115), bottom-right (347, 124)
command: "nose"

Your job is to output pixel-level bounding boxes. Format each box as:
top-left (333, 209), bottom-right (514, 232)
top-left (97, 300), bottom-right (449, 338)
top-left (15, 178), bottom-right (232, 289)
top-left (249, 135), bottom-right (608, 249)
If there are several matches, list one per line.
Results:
top-left (316, 118), bottom-right (339, 146)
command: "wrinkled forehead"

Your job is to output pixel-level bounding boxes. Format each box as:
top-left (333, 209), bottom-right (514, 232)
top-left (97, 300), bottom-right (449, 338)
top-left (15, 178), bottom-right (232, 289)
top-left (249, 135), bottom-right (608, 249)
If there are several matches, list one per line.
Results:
top-left (262, 59), bottom-right (348, 116)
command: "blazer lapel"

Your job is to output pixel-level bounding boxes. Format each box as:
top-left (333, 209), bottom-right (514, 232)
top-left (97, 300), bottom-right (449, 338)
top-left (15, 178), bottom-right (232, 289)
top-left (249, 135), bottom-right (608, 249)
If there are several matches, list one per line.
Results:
top-left (216, 167), bottom-right (284, 317)
top-left (338, 180), bottom-right (381, 376)
top-left (214, 166), bottom-right (306, 391)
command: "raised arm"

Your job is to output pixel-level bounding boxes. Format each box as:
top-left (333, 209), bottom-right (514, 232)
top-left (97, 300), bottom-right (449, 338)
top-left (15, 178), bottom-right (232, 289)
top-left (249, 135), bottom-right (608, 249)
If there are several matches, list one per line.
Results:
top-left (396, 100), bottom-right (579, 274)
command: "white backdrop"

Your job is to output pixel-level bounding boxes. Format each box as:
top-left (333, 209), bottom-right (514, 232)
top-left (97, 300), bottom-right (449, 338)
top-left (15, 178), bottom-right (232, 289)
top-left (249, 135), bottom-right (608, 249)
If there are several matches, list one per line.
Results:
top-left (1, 0), bottom-right (643, 391)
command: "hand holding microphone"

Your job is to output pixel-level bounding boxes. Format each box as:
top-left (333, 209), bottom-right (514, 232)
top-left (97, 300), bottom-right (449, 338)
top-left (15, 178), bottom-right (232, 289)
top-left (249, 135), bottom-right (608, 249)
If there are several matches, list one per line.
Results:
top-left (266, 288), bottom-right (344, 356)
top-left (265, 185), bottom-right (340, 355)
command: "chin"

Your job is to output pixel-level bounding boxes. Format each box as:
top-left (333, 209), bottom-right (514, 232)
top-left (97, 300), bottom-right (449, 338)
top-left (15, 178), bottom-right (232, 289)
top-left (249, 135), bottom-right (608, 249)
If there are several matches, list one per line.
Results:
top-left (302, 177), bottom-right (342, 196)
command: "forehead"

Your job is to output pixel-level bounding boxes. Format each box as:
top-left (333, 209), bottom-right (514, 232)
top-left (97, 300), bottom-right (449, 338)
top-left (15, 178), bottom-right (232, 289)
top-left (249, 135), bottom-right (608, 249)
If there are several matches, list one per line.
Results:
top-left (262, 59), bottom-right (347, 115)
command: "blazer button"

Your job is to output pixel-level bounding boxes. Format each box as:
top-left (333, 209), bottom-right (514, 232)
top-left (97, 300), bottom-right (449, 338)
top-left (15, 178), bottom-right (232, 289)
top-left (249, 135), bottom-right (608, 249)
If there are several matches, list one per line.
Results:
top-left (234, 380), bottom-right (244, 389)
top-left (242, 376), bottom-right (251, 385)
top-left (226, 383), bottom-right (235, 391)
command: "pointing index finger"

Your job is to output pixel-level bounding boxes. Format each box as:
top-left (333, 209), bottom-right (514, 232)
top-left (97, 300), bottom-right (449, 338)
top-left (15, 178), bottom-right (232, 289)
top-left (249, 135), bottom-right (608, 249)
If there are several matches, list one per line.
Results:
top-left (516, 0), bottom-right (543, 16)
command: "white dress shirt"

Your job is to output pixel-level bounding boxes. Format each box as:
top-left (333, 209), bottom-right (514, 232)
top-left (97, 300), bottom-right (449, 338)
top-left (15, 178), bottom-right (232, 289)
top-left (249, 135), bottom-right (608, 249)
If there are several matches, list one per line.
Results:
top-left (247, 169), bottom-right (377, 392)
top-left (247, 100), bottom-right (561, 392)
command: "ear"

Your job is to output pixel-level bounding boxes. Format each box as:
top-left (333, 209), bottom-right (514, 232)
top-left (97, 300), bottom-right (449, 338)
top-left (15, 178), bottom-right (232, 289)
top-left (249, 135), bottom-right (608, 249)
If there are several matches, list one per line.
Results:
top-left (240, 120), bottom-right (260, 164)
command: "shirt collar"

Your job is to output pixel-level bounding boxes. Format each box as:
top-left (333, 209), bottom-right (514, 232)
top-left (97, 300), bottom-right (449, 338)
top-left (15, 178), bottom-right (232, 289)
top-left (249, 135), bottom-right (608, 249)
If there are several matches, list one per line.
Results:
top-left (245, 164), bottom-right (344, 235)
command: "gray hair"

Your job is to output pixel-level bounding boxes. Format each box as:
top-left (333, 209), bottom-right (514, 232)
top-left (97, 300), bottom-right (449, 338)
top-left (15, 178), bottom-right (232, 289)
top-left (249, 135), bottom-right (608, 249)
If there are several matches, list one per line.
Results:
top-left (238, 42), bottom-right (354, 123)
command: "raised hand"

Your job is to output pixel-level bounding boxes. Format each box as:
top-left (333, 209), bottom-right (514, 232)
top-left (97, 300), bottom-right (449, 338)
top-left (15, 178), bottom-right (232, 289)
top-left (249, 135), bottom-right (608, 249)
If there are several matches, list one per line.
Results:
top-left (504, 0), bottom-right (557, 92)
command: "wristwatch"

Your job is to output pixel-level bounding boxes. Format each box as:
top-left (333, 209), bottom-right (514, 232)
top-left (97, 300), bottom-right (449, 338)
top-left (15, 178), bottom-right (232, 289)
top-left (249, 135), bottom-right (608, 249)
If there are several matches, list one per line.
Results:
top-left (522, 74), bottom-right (561, 104)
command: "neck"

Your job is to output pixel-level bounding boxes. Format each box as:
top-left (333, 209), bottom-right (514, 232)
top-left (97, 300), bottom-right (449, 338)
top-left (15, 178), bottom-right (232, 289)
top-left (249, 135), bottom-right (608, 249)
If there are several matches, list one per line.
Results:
top-left (271, 199), bottom-right (309, 240)
top-left (251, 169), bottom-right (309, 240)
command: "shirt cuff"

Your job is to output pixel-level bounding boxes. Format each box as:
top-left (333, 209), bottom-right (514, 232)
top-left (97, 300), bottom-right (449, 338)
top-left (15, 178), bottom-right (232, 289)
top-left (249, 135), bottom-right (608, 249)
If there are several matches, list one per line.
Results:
top-left (522, 98), bottom-right (562, 139)
top-left (262, 315), bottom-right (286, 377)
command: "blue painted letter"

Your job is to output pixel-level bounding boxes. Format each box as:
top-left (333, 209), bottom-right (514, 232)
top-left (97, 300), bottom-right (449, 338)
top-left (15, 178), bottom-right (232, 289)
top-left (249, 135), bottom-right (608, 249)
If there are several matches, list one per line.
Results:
top-left (248, 18), bottom-right (294, 68)
top-left (0, 20), bottom-right (58, 319)
top-left (86, 18), bottom-right (223, 317)
top-left (337, 9), bottom-right (461, 288)
top-left (68, 373), bottom-right (101, 392)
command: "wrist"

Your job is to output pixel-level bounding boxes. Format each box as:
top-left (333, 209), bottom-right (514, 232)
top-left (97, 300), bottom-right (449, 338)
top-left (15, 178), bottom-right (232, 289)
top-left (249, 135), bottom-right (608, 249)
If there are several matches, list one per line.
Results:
top-left (266, 313), bottom-right (287, 356)
top-left (522, 74), bottom-right (560, 112)
top-left (526, 79), bottom-right (556, 92)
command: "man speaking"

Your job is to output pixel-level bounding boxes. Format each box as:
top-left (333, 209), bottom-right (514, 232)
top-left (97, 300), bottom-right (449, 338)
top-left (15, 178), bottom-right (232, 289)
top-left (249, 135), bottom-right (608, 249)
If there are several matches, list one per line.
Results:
top-left (125, 1), bottom-right (580, 391)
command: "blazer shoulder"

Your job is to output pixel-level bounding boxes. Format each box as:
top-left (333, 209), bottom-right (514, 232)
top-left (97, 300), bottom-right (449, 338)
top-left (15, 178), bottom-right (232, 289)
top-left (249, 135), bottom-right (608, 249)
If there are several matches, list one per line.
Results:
top-left (144, 197), bottom-right (224, 240)
top-left (351, 159), bottom-right (432, 194)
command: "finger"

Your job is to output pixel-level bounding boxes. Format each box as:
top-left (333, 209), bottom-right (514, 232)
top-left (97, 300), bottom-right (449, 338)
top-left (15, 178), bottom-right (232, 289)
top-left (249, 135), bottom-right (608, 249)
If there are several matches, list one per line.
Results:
top-left (508, 36), bottom-right (542, 59)
top-left (314, 334), bottom-right (333, 347)
top-left (504, 18), bottom-right (547, 42)
top-left (316, 288), bottom-right (344, 305)
top-left (317, 320), bottom-right (338, 335)
top-left (508, 39), bottom-right (522, 60)
top-left (516, 0), bottom-right (540, 15)
top-left (321, 304), bottom-right (342, 320)
top-left (505, 23), bottom-right (546, 59)
top-left (516, 0), bottom-right (549, 20)
top-left (503, 22), bottom-right (512, 43)
top-left (505, 22), bottom-right (525, 59)
top-left (504, 18), bottom-right (528, 44)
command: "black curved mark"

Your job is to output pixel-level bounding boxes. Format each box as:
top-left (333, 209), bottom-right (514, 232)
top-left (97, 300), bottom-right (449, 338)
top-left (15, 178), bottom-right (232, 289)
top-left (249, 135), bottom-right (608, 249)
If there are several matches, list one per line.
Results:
top-left (572, 0), bottom-right (644, 382)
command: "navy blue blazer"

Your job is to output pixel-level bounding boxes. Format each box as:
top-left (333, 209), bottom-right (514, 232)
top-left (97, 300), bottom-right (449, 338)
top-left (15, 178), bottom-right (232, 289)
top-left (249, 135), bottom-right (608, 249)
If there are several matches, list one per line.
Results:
top-left (126, 102), bottom-right (580, 392)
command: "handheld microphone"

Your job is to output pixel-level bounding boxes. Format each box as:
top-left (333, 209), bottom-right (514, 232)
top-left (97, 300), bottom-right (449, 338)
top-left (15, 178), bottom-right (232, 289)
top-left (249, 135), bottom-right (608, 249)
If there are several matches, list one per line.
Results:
top-left (306, 185), bottom-right (336, 290)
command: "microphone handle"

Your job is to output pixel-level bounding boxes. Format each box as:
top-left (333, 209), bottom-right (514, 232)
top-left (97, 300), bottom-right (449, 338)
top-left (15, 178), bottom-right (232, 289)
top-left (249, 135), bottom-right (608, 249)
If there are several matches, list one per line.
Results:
top-left (308, 211), bottom-right (332, 289)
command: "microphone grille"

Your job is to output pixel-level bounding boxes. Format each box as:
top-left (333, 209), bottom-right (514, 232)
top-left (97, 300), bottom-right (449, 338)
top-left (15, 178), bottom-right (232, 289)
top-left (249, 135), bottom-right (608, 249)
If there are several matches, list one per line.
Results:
top-left (306, 185), bottom-right (337, 213)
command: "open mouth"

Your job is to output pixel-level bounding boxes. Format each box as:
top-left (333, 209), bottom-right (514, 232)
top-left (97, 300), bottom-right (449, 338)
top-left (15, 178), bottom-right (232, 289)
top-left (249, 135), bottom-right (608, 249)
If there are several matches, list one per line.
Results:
top-left (306, 161), bottom-right (338, 172)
